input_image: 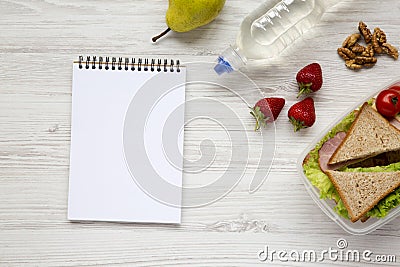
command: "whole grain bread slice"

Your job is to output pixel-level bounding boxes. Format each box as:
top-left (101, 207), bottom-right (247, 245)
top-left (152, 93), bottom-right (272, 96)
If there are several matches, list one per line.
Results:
top-left (328, 103), bottom-right (400, 167)
top-left (326, 170), bottom-right (400, 222)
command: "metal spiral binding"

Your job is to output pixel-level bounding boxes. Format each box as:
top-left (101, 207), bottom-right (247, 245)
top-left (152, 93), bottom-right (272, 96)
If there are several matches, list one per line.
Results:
top-left (78, 56), bottom-right (181, 72)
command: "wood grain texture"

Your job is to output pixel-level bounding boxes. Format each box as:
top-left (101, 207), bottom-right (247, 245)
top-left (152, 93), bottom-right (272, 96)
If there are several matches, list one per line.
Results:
top-left (1, 0), bottom-right (400, 266)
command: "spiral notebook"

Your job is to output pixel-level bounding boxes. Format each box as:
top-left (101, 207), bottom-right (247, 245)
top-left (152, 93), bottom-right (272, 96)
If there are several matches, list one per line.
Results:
top-left (68, 56), bottom-right (186, 224)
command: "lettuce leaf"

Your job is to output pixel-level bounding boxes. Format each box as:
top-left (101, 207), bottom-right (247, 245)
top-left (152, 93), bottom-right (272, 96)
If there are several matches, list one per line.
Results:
top-left (303, 112), bottom-right (356, 219)
top-left (367, 187), bottom-right (400, 218)
top-left (302, 110), bottom-right (400, 220)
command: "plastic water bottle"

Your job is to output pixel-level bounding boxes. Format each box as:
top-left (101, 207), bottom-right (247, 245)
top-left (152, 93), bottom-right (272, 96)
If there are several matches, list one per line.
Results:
top-left (214, 0), bottom-right (338, 75)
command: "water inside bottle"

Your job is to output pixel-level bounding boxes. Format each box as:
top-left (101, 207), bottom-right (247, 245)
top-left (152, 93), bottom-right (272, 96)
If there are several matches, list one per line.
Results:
top-left (237, 0), bottom-right (325, 59)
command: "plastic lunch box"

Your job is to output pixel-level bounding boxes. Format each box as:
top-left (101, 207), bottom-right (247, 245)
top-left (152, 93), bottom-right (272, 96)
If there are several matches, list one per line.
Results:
top-left (297, 78), bottom-right (400, 235)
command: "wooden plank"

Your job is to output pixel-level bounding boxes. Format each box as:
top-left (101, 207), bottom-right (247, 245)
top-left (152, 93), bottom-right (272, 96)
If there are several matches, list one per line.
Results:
top-left (1, 0), bottom-right (400, 266)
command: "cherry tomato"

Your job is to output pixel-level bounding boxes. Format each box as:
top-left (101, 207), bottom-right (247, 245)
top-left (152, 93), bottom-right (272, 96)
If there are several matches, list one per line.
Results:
top-left (388, 85), bottom-right (400, 95)
top-left (376, 89), bottom-right (400, 118)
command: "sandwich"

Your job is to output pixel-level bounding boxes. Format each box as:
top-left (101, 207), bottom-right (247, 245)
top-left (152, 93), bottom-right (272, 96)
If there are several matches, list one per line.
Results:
top-left (303, 102), bottom-right (400, 222)
top-left (328, 103), bottom-right (400, 168)
top-left (326, 170), bottom-right (400, 222)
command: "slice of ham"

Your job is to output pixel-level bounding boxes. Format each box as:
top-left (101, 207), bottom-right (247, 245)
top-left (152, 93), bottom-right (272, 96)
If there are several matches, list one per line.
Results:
top-left (318, 132), bottom-right (347, 173)
top-left (390, 117), bottom-right (400, 130)
top-left (316, 110), bottom-right (400, 173)
top-left (372, 103), bottom-right (400, 130)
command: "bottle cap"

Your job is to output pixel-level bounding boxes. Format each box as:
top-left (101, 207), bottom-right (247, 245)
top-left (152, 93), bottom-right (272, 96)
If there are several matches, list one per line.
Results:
top-left (214, 56), bottom-right (234, 75)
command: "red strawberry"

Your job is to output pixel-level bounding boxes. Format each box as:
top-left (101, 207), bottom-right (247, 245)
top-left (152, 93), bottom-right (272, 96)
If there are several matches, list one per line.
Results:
top-left (288, 97), bottom-right (316, 132)
top-left (250, 97), bottom-right (285, 131)
top-left (296, 63), bottom-right (323, 97)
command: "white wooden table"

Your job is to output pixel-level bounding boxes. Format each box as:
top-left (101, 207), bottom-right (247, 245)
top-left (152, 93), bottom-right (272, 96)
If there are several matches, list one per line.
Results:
top-left (1, 0), bottom-right (400, 266)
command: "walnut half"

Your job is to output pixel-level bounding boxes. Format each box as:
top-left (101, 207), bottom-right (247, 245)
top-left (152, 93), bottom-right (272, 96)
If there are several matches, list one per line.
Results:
top-left (345, 60), bottom-right (362, 70)
top-left (358, 21), bottom-right (372, 44)
top-left (382, 43), bottom-right (399, 60)
top-left (342, 33), bottom-right (361, 48)
top-left (338, 47), bottom-right (356, 60)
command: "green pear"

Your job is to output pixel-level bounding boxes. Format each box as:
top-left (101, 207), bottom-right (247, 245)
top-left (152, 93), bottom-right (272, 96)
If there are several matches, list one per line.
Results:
top-left (152, 0), bottom-right (226, 42)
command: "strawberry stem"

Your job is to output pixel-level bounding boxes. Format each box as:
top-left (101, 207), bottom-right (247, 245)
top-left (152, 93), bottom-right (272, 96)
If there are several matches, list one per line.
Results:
top-left (250, 106), bottom-right (268, 131)
top-left (297, 82), bottom-right (313, 98)
top-left (289, 117), bottom-right (306, 132)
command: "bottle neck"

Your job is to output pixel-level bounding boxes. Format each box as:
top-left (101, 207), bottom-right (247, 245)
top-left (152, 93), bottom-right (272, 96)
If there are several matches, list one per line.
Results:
top-left (225, 45), bottom-right (247, 70)
top-left (214, 45), bottom-right (248, 75)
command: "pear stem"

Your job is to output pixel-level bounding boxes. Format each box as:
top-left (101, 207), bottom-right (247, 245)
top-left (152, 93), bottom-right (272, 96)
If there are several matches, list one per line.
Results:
top-left (152, 28), bottom-right (171, 42)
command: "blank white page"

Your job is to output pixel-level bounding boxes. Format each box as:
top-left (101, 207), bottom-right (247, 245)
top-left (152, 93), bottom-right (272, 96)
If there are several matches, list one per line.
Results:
top-left (68, 61), bottom-right (185, 224)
